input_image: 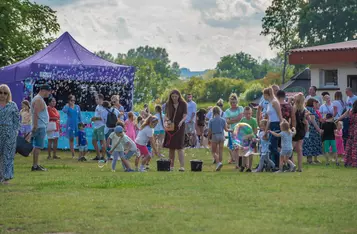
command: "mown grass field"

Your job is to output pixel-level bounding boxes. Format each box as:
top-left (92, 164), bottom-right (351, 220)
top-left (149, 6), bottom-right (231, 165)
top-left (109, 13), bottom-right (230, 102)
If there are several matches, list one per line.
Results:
top-left (1, 149), bottom-right (357, 234)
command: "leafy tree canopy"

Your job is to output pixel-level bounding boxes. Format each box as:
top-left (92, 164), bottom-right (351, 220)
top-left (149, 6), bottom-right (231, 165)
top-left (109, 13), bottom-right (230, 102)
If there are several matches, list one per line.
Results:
top-left (0, 0), bottom-right (60, 67)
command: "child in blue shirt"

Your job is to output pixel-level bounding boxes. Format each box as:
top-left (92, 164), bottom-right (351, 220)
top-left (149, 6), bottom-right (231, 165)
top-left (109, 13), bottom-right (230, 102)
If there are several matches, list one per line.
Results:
top-left (77, 123), bottom-right (87, 161)
top-left (253, 119), bottom-right (275, 172)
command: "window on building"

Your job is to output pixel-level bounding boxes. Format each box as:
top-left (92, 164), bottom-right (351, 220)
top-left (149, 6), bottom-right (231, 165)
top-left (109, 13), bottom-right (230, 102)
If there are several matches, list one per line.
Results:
top-left (320, 69), bottom-right (338, 87)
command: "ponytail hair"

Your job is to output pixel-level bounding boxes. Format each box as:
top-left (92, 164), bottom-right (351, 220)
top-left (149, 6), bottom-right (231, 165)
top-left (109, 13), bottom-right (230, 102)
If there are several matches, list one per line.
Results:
top-left (140, 115), bottom-right (158, 130)
top-left (263, 87), bottom-right (275, 99)
top-left (155, 105), bottom-right (164, 128)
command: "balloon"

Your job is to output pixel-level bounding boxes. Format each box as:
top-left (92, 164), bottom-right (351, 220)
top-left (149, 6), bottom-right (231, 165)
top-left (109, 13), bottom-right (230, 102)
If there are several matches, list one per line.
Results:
top-left (232, 123), bottom-right (255, 150)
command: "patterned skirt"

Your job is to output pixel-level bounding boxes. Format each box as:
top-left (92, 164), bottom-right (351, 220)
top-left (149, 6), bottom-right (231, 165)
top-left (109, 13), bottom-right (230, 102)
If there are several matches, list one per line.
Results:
top-left (303, 125), bottom-right (322, 157)
top-left (0, 125), bottom-right (17, 182)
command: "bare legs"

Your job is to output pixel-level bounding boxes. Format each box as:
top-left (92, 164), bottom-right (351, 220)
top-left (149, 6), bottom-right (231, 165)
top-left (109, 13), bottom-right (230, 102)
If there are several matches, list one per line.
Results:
top-left (155, 134), bottom-right (165, 156)
top-left (293, 140), bottom-right (304, 171)
top-left (47, 139), bottom-right (53, 159)
top-left (69, 138), bottom-right (75, 158)
top-left (169, 148), bottom-right (185, 169)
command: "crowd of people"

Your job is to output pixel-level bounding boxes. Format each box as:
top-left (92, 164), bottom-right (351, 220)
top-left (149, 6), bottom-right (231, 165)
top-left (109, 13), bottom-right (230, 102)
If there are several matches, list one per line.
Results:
top-left (0, 83), bottom-right (357, 184)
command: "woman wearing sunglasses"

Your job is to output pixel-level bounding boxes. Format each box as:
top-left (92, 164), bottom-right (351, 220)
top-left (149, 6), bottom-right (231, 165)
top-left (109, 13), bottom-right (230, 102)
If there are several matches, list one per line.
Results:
top-left (0, 84), bottom-right (20, 184)
top-left (62, 94), bottom-right (82, 158)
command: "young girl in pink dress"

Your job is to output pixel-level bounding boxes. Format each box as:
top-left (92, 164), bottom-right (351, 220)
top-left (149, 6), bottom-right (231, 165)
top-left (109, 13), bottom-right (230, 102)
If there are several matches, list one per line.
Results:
top-left (335, 121), bottom-right (344, 164)
top-left (124, 112), bottom-right (136, 141)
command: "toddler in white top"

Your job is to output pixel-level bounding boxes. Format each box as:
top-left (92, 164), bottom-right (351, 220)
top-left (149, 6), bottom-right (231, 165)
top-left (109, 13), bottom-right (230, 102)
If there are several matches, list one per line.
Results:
top-left (107, 126), bottom-right (136, 172)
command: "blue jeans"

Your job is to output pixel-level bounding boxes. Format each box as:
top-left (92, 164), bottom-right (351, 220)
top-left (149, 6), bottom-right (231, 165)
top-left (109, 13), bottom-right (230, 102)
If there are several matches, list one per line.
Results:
top-left (257, 152), bottom-right (275, 171)
top-left (269, 122), bottom-right (280, 167)
top-left (112, 151), bottom-right (125, 171)
top-left (105, 129), bottom-right (114, 158)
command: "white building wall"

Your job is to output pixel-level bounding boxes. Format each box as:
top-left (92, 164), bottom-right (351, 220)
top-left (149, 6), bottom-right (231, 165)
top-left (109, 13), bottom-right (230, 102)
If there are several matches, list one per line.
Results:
top-left (310, 63), bottom-right (357, 99)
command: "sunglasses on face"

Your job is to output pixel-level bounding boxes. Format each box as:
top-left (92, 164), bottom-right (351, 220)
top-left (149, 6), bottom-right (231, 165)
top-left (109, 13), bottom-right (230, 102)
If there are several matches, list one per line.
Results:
top-left (0, 91), bottom-right (8, 95)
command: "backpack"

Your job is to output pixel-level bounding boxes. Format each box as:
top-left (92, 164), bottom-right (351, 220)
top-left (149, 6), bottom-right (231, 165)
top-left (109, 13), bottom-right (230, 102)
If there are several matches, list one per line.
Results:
top-left (106, 108), bottom-right (118, 128)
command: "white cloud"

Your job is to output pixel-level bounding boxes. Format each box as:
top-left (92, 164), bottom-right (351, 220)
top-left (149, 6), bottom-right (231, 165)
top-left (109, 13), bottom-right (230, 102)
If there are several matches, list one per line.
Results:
top-left (43, 0), bottom-right (274, 70)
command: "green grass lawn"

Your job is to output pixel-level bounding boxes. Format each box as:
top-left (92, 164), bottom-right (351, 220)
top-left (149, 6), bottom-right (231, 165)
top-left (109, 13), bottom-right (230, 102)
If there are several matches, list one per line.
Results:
top-left (1, 149), bottom-right (357, 234)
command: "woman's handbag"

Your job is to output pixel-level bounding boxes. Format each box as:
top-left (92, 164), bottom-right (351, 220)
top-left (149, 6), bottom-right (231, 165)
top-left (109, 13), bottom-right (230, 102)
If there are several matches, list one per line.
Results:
top-left (16, 133), bottom-right (33, 157)
top-left (47, 121), bottom-right (56, 132)
top-left (165, 105), bottom-right (178, 132)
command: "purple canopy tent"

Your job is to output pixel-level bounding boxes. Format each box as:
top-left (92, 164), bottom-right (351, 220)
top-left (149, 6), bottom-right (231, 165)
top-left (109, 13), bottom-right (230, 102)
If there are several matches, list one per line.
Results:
top-left (0, 32), bottom-right (135, 110)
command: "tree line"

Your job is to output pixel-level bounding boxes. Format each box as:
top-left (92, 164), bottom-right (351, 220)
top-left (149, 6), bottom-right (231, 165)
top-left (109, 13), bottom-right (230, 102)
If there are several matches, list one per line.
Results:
top-left (2, 0), bottom-right (357, 105)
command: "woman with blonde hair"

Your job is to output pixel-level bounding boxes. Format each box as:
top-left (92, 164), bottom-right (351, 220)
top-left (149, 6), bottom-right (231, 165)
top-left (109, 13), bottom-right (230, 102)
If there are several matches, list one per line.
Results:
top-left (263, 87), bottom-right (283, 168)
top-left (0, 84), bottom-right (20, 184)
top-left (292, 93), bottom-right (309, 172)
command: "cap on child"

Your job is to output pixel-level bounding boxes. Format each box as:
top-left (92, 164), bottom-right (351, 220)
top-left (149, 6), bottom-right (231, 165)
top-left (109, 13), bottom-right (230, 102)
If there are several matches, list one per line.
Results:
top-left (326, 113), bottom-right (333, 119)
top-left (115, 126), bottom-right (123, 133)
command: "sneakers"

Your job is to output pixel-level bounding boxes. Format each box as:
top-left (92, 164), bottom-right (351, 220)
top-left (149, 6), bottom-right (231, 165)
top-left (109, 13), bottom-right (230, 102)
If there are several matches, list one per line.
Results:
top-left (215, 162), bottom-right (223, 171)
top-left (245, 168), bottom-right (252, 173)
top-left (112, 170), bottom-right (116, 172)
top-left (78, 156), bottom-right (87, 162)
top-left (139, 166), bottom-right (146, 172)
top-left (179, 167), bottom-right (185, 172)
top-left (125, 169), bottom-right (135, 172)
top-left (239, 167), bottom-right (245, 172)
top-left (170, 167), bottom-right (174, 172)
top-left (290, 165), bottom-right (296, 172)
top-left (31, 165), bottom-right (47, 171)
top-left (92, 156), bottom-right (100, 160)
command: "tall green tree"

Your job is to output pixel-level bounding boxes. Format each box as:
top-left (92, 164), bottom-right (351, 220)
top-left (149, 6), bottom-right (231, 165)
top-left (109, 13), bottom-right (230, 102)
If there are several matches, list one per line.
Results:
top-left (115, 46), bottom-right (180, 102)
top-left (261, 0), bottom-right (303, 83)
top-left (0, 0), bottom-right (60, 67)
top-left (94, 51), bottom-right (115, 62)
top-left (298, 0), bottom-right (357, 46)
top-left (214, 52), bottom-right (262, 80)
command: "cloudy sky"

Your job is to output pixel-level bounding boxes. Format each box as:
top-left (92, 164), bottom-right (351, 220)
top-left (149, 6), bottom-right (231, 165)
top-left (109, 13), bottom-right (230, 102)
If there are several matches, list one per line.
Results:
top-left (36, 0), bottom-right (275, 70)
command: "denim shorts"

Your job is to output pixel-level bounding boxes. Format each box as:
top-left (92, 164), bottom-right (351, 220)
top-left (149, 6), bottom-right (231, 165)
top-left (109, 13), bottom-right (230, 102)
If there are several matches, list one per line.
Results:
top-left (154, 130), bottom-right (165, 135)
top-left (32, 128), bottom-right (46, 149)
top-left (211, 133), bottom-right (225, 143)
top-left (78, 145), bottom-right (88, 152)
top-left (280, 149), bottom-right (293, 157)
top-left (122, 150), bottom-right (136, 160)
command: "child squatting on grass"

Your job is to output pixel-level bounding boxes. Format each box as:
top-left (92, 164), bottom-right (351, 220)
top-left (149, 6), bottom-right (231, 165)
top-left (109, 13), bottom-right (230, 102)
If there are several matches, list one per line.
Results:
top-left (107, 126), bottom-right (137, 172)
top-left (320, 113), bottom-right (338, 166)
top-left (253, 119), bottom-right (275, 172)
top-left (208, 106), bottom-right (233, 171)
top-left (269, 120), bottom-right (297, 173)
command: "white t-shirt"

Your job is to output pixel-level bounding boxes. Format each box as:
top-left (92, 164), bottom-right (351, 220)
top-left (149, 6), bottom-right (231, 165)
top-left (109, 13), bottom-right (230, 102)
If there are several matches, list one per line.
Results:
top-left (305, 95), bottom-right (323, 105)
top-left (93, 105), bottom-right (107, 129)
top-left (346, 95), bottom-right (357, 110)
top-left (154, 113), bottom-right (165, 132)
top-left (109, 132), bottom-right (125, 152)
top-left (135, 126), bottom-right (153, 146)
top-left (122, 135), bottom-right (137, 151)
top-left (104, 107), bottom-right (120, 134)
top-left (186, 101), bottom-right (197, 123)
top-left (319, 103), bottom-right (334, 118)
top-left (259, 97), bottom-right (269, 118)
top-left (332, 100), bottom-right (345, 119)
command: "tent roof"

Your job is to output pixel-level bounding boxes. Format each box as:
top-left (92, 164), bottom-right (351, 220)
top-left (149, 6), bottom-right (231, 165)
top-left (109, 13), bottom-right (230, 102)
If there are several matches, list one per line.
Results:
top-left (0, 32), bottom-right (134, 84)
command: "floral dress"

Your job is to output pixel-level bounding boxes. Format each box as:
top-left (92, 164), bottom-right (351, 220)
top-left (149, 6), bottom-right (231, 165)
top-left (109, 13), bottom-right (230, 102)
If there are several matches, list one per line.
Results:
top-left (303, 107), bottom-right (322, 157)
top-left (0, 102), bottom-right (20, 182)
top-left (344, 113), bottom-right (357, 167)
